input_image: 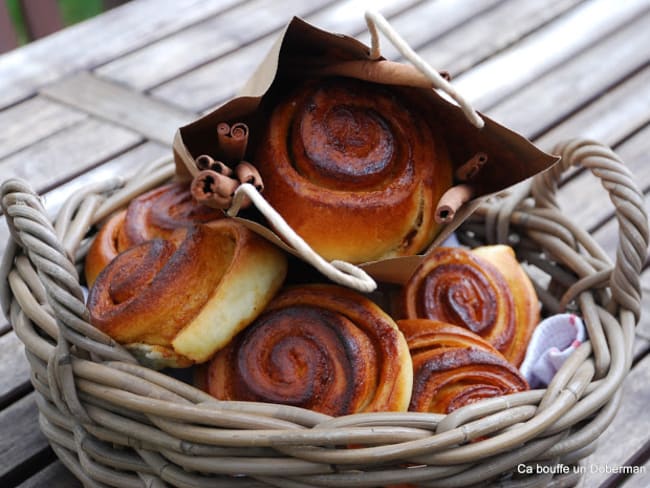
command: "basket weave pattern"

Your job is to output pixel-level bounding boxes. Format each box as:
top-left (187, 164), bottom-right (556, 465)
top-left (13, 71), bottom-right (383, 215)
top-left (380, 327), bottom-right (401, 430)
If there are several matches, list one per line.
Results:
top-left (0, 139), bottom-right (647, 487)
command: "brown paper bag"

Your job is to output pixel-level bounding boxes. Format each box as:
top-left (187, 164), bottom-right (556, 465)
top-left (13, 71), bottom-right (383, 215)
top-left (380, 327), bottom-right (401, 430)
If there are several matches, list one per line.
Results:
top-left (172, 14), bottom-right (558, 291)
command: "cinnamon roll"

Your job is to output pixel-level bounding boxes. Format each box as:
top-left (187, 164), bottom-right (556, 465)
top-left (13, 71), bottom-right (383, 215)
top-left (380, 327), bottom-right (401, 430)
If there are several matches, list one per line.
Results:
top-left (399, 319), bottom-right (528, 414)
top-left (87, 219), bottom-right (288, 367)
top-left (254, 77), bottom-right (453, 264)
top-left (85, 181), bottom-right (223, 286)
top-left (205, 284), bottom-right (413, 415)
top-left (402, 245), bottom-right (538, 366)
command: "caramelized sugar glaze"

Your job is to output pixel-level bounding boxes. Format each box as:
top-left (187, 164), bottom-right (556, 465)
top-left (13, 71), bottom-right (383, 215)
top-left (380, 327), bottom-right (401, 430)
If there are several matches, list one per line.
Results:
top-left (206, 284), bottom-right (413, 416)
top-left (255, 77), bottom-right (453, 264)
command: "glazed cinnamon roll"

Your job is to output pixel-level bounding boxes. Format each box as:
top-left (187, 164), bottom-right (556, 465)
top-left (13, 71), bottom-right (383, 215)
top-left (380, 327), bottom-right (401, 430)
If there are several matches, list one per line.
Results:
top-left (255, 77), bottom-right (453, 264)
top-left (119, 181), bottom-right (223, 246)
top-left (87, 220), bottom-right (288, 367)
top-left (402, 245), bottom-right (538, 366)
top-left (399, 319), bottom-right (528, 414)
top-left (85, 181), bottom-right (223, 286)
top-left (205, 284), bottom-right (413, 415)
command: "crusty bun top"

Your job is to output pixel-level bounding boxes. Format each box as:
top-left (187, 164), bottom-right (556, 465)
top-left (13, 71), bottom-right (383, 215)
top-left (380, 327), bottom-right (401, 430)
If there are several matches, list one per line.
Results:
top-left (255, 77), bottom-right (453, 264)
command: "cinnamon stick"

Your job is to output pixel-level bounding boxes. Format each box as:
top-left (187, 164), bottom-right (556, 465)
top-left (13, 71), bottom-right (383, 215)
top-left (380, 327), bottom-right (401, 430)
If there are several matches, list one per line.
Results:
top-left (217, 122), bottom-right (249, 164)
top-left (235, 161), bottom-right (264, 192)
top-left (455, 152), bottom-right (488, 181)
top-left (217, 122), bottom-right (230, 139)
top-left (196, 154), bottom-right (233, 176)
top-left (190, 170), bottom-right (239, 210)
top-left (435, 184), bottom-right (475, 223)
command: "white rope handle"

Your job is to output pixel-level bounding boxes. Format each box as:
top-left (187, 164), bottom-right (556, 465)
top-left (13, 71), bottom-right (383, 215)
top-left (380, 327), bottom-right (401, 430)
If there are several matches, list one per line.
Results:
top-left (227, 184), bottom-right (377, 293)
top-left (365, 10), bottom-right (484, 129)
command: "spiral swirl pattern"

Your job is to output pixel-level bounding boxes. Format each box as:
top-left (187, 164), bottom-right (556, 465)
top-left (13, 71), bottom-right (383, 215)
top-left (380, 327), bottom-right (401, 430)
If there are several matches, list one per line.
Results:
top-left (87, 220), bottom-right (288, 366)
top-left (85, 182), bottom-right (222, 286)
top-left (120, 181), bottom-right (223, 248)
top-left (399, 319), bottom-right (528, 414)
top-left (255, 77), bottom-right (453, 264)
top-left (403, 246), bottom-right (538, 366)
top-left (206, 284), bottom-right (413, 415)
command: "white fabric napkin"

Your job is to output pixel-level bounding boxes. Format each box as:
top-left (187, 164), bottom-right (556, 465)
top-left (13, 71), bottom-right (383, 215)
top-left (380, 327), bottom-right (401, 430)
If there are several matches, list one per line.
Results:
top-left (519, 313), bottom-right (586, 388)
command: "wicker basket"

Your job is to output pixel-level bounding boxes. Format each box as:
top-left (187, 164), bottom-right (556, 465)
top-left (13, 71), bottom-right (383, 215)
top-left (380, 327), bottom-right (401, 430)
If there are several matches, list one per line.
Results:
top-left (0, 138), bottom-right (647, 488)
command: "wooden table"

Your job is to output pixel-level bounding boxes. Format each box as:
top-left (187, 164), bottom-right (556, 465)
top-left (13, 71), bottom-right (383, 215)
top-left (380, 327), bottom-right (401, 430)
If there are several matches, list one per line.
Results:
top-left (1, 0), bottom-right (649, 486)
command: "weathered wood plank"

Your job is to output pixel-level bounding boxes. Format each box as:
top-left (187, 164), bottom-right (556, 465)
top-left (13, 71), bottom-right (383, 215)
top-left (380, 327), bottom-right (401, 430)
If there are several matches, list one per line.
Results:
top-left (96, 0), bottom-right (338, 91)
top-left (488, 10), bottom-right (650, 139)
top-left (555, 123), bottom-right (650, 233)
top-left (150, 0), bottom-right (423, 112)
top-left (416, 0), bottom-right (583, 76)
top-left (41, 72), bottom-right (195, 145)
top-left (633, 337), bottom-right (649, 364)
top-left (621, 452), bottom-right (650, 488)
top-left (0, 393), bottom-right (50, 484)
top-left (152, 36), bottom-right (276, 113)
top-left (17, 460), bottom-right (82, 488)
top-left (352, 0), bottom-right (503, 61)
top-left (577, 353), bottom-right (650, 487)
top-left (452, 0), bottom-right (650, 111)
top-left (307, 0), bottom-right (426, 39)
top-left (0, 331), bottom-right (30, 409)
top-left (0, 97), bottom-right (87, 160)
top-left (0, 119), bottom-right (142, 194)
top-left (535, 65), bottom-right (650, 152)
top-left (0, 0), bottom-right (243, 109)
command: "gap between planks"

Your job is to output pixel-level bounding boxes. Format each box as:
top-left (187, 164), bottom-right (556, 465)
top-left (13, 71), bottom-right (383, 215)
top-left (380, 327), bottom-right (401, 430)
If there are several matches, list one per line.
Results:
top-left (148, 0), bottom-right (502, 112)
top-left (0, 0), bottom-right (245, 109)
top-left (40, 72), bottom-right (196, 146)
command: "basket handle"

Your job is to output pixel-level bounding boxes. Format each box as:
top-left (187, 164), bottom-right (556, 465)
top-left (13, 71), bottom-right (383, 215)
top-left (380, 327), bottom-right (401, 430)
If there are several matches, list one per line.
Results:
top-left (364, 10), bottom-right (484, 129)
top-left (0, 178), bottom-right (137, 364)
top-left (530, 139), bottom-right (649, 321)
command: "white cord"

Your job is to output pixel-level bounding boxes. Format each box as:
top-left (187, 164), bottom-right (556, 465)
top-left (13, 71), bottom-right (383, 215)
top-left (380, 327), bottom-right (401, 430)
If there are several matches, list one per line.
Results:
top-left (228, 184), bottom-right (377, 293)
top-left (365, 10), bottom-right (484, 129)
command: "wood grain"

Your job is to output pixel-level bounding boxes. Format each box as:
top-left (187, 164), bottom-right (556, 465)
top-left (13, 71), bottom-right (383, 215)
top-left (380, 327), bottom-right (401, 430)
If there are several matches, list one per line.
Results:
top-left (0, 0), bottom-right (243, 109)
top-left (41, 72), bottom-right (194, 145)
top-left (577, 354), bottom-right (650, 487)
top-left (0, 97), bottom-right (87, 160)
top-left (96, 0), bottom-right (338, 91)
top-left (17, 460), bottom-right (82, 488)
top-left (0, 119), bottom-right (141, 194)
top-left (416, 0), bottom-right (583, 76)
top-left (620, 452), bottom-right (650, 488)
top-left (352, 0), bottom-right (503, 61)
top-left (151, 0), bottom-right (422, 111)
top-left (306, 0), bottom-right (424, 38)
top-left (535, 65), bottom-right (650, 151)
top-left (488, 10), bottom-right (650, 139)
top-left (0, 393), bottom-right (50, 484)
top-left (0, 332), bottom-right (31, 408)
top-left (453, 0), bottom-right (650, 110)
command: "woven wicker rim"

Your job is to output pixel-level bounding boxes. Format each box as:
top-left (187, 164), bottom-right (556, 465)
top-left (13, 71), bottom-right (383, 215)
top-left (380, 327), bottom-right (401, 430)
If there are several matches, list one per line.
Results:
top-left (0, 138), bottom-right (648, 488)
